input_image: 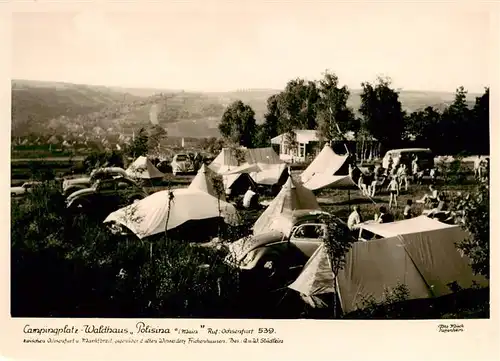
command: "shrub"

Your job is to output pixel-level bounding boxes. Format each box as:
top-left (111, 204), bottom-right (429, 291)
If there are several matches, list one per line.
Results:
top-left (11, 182), bottom-right (242, 317)
top-left (453, 176), bottom-right (490, 279)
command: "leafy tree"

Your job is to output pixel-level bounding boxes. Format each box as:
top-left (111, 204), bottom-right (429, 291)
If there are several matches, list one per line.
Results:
top-left (319, 214), bottom-right (355, 317)
top-left (316, 70), bottom-right (358, 142)
top-left (147, 125), bottom-right (167, 153)
top-left (127, 128), bottom-right (149, 158)
top-left (405, 106), bottom-right (442, 149)
top-left (253, 95), bottom-right (281, 147)
top-left (359, 77), bottom-right (406, 149)
top-left (453, 170), bottom-right (490, 279)
top-left (201, 137), bottom-right (226, 155)
top-left (440, 86), bottom-right (472, 155)
top-left (83, 150), bottom-right (125, 172)
top-left (471, 87), bottom-right (489, 155)
top-left (218, 100), bottom-right (257, 147)
top-left (277, 79), bottom-right (319, 132)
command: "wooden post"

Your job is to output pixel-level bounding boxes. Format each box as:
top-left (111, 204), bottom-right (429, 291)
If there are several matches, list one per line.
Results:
top-left (348, 189), bottom-right (351, 212)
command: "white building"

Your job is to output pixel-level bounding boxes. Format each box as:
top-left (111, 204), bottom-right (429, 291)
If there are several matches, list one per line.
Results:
top-left (271, 130), bottom-right (320, 163)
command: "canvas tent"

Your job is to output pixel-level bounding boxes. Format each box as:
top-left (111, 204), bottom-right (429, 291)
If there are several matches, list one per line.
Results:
top-left (126, 156), bottom-right (164, 179)
top-left (301, 144), bottom-right (358, 191)
top-left (358, 215), bottom-right (457, 239)
top-left (188, 164), bottom-right (226, 199)
top-left (253, 175), bottom-right (321, 235)
top-left (208, 148), bottom-right (241, 174)
top-left (188, 163), bottom-right (255, 198)
top-left (209, 147), bottom-right (287, 187)
top-left (249, 163), bottom-right (289, 186)
top-left (289, 223), bottom-right (488, 314)
top-left (103, 188), bottom-right (239, 239)
top-left (221, 173), bottom-right (256, 197)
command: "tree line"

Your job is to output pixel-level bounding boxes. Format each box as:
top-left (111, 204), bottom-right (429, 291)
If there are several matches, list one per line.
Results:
top-left (218, 71), bottom-right (489, 156)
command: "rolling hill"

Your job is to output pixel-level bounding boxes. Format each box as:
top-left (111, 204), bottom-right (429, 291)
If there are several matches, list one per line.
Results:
top-left (11, 79), bottom-right (479, 139)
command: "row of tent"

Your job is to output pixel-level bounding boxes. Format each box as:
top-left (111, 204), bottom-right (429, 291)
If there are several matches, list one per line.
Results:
top-left (208, 146), bottom-right (489, 314)
top-left (105, 159), bottom-right (322, 240)
top-left (123, 147), bottom-right (291, 195)
top-left (108, 146), bottom-right (487, 315)
top-left (106, 143), bottom-right (383, 240)
top-left (124, 143), bottom-right (357, 193)
top-left (208, 144), bottom-right (360, 193)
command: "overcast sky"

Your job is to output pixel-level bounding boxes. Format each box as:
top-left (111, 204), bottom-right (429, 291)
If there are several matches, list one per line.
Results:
top-left (11, 1), bottom-right (494, 93)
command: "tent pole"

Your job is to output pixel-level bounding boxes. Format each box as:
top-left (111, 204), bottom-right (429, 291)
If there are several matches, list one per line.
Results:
top-left (348, 189), bottom-right (351, 212)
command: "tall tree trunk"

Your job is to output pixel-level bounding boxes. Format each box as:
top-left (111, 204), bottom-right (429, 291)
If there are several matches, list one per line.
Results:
top-left (361, 140), bottom-right (365, 163)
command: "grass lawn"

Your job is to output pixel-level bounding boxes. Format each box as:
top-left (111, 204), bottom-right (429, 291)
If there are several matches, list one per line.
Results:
top-left (315, 180), bottom-right (476, 223)
top-left (231, 171), bottom-right (477, 227)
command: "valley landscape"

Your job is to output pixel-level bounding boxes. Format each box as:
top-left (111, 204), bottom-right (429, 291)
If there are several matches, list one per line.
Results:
top-left (11, 79), bottom-right (478, 144)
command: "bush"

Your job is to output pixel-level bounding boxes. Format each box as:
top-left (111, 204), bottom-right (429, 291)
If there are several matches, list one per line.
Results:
top-left (437, 156), bottom-right (467, 185)
top-left (453, 176), bottom-right (490, 279)
top-left (83, 150), bottom-right (125, 172)
top-left (11, 182), bottom-right (242, 317)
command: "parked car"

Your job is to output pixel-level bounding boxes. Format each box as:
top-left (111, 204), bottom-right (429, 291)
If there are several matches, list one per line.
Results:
top-left (382, 148), bottom-right (434, 171)
top-left (224, 210), bottom-right (349, 284)
top-left (11, 181), bottom-right (43, 197)
top-left (65, 176), bottom-right (148, 216)
top-left (170, 153), bottom-right (195, 176)
top-left (62, 167), bottom-right (128, 197)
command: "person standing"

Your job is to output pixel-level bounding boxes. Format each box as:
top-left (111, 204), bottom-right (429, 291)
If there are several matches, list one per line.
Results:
top-left (387, 176), bottom-right (399, 208)
top-left (358, 172), bottom-right (369, 196)
top-left (365, 168), bottom-right (375, 197)
top-left (397, 164), bottom-right (409, 192)
top-left (429, 167), bottom-right (437, 184)
top-left (474, 155), bottom-right (482, 178)
top-left (412, 156), bottom-right (419, 178)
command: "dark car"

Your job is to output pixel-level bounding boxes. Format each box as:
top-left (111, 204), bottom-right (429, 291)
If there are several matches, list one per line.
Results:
top-left (62, 167), bottom-right (128, 197)
top-left (224, 210), bottom-right (350, 285)
top-left (65, 177), bottom-right (148, 217)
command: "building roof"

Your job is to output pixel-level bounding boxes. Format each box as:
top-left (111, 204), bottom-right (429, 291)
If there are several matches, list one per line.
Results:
top-left (271, 130), bottom-right (319, 145)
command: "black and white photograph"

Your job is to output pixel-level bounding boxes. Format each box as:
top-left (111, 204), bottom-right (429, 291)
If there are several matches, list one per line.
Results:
top-left (8, 1), bottom-right (493, 326)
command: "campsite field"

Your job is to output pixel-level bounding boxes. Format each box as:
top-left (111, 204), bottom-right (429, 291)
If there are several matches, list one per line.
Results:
top-left (10, 157), bottom-right (488, 319)
top-left (11, 158), bottom-right (477, 221)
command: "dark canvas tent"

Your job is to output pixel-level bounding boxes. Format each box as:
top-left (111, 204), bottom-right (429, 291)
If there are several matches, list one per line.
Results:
top-left (289, 223), bottom-right (488, 314)
top-left (221, 173), bottom-right (257, 197)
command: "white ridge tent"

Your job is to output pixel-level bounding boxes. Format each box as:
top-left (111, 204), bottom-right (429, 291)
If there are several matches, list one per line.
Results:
top-left (289, 220), bottom-right (488, 313)
top-left (253, 175), bottom-right (321, 235)
top-left (301, 144), bottom-right (358, 190)
top-left (126, 156), bottom-right (164, 179)
top-left (105, 164), bottom-right (239, 239)
top-left (209, 147), bottom-right (287, 187)
top-left (103, 189), bottom-right (238, 239)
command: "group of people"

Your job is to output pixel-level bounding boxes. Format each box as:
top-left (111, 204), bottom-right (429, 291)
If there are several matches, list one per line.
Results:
top-left (358, 155), bottom-right (440, 210)
top-left (347, 200), bottom-right (414, 232)
top-left (347, 183), bottom-right (452, 234)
